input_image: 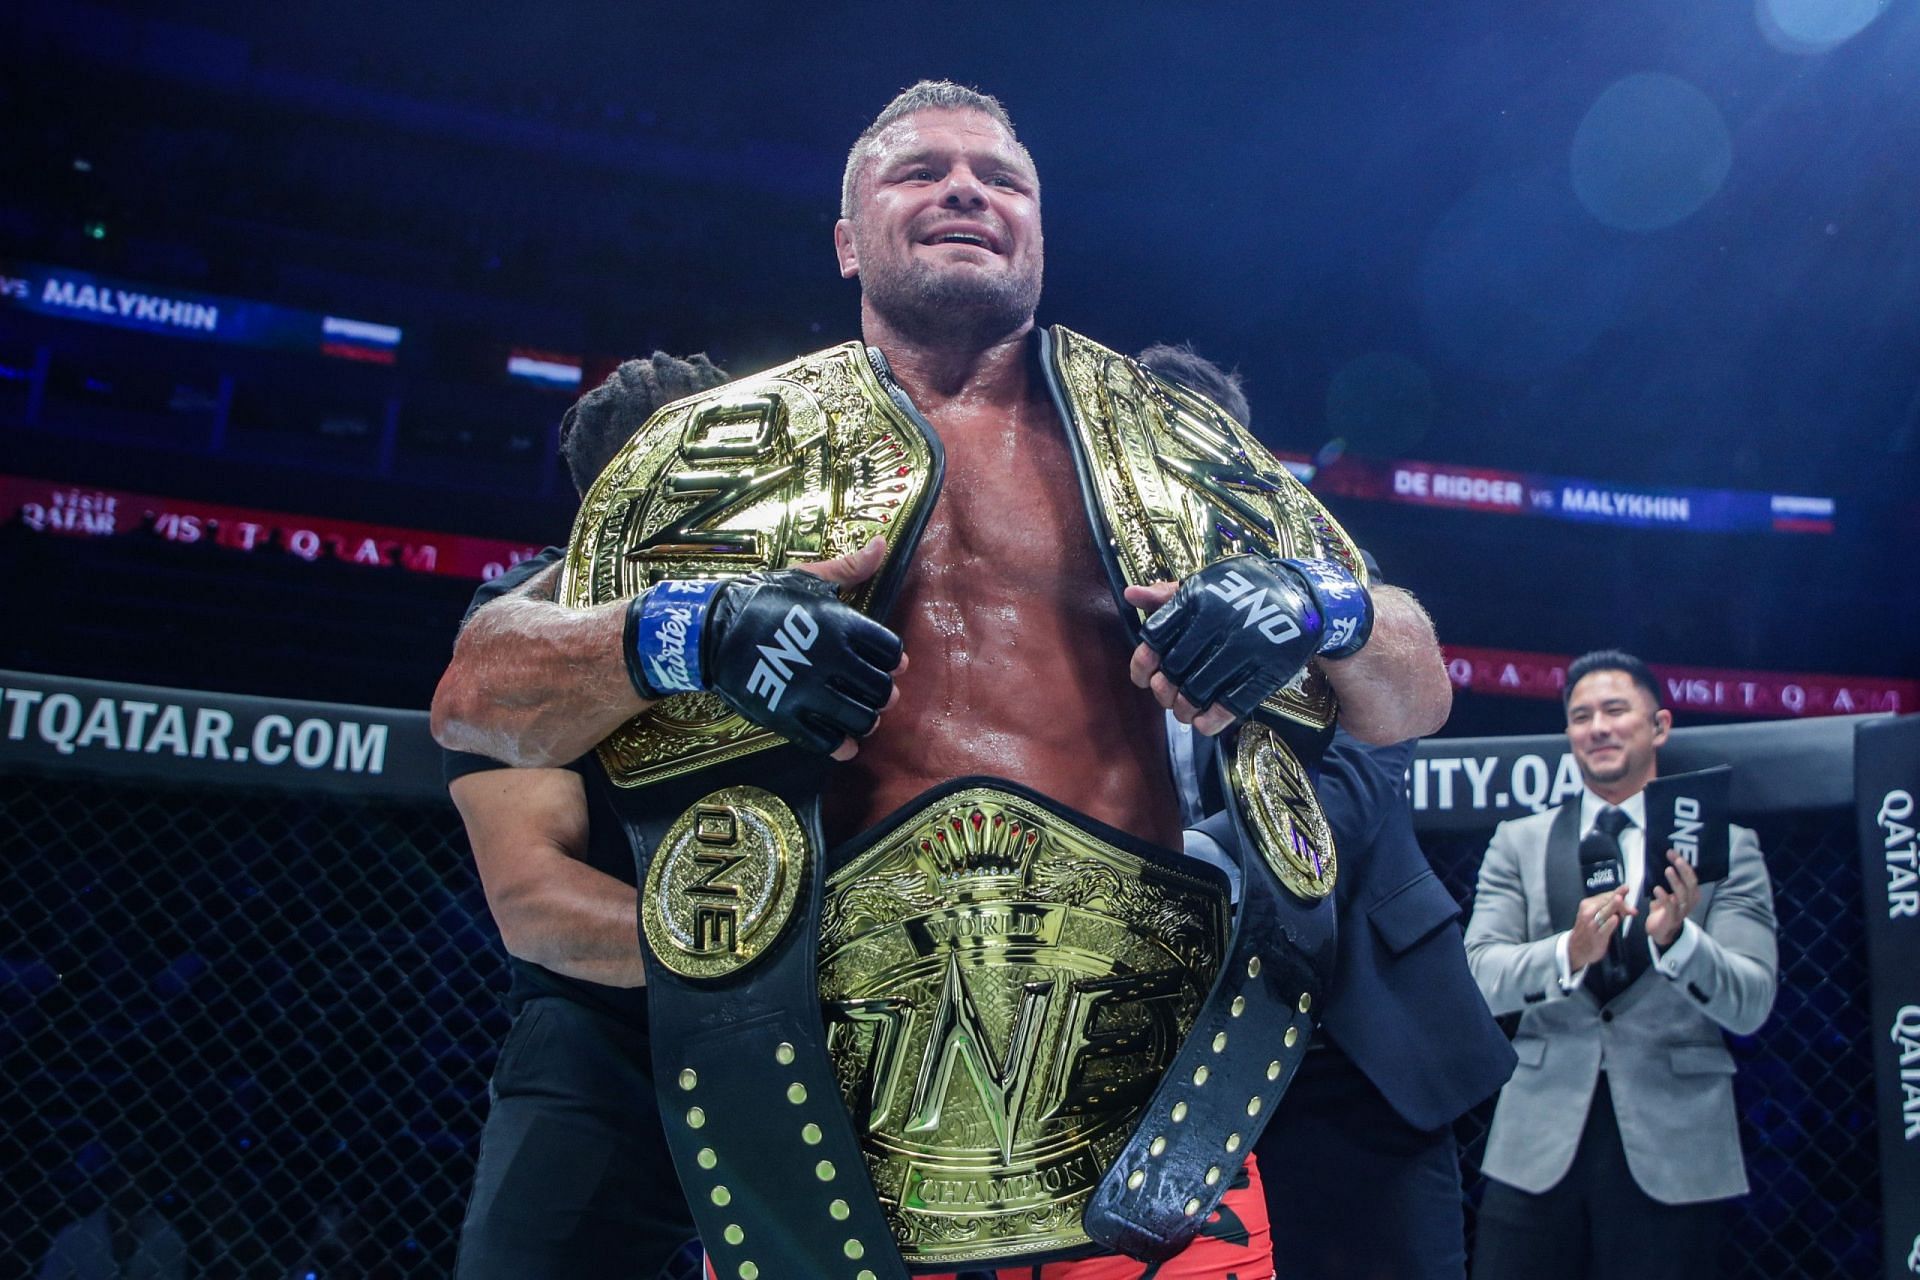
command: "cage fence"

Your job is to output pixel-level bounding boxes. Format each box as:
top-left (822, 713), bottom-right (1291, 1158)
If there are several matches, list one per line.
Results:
top-left (1, 739), bottom-right (1878, 1277)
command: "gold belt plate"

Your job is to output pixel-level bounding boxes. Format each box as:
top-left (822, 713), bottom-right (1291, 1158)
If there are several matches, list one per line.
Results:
top-left (818, 787), bottom-right (1229, 1268)
top-left (559, 342), bottom-right (937, 787)
top-left (1046, 325), bottom-right (1366, 731)
top-left (640, 786), bottom-right (806, 980)
top-left (1230, 723), bottom-right (1338, 900)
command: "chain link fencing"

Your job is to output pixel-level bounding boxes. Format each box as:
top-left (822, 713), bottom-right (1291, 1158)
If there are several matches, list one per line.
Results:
top-left (1, 725), bottom-right (1879, 1277)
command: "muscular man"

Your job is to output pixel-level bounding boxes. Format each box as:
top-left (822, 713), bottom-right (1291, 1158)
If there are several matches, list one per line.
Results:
top-left (1464, 650), bottom-right (1777, 1280)
top-left (1140, 343), bottom-right (1513, 1280)
top-left (434, 82), bottom-right (1451, 1279)
top-left (449, 353), bottom-right (730, 1280)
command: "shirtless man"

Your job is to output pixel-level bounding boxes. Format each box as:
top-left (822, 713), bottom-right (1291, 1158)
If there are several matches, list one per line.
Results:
top-left (433, 81), bottom-right (1450, 1279)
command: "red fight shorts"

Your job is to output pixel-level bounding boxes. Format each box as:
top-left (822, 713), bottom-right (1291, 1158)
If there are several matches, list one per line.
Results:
top-left (707, 1156), bottom-right (1273, 1280)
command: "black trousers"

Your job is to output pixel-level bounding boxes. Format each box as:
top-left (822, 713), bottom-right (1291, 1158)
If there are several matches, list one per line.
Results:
top-left (457, 997), bottom-right (694, 1280)
top-left (1255, 1043), bottom-right (1468, 1280)
top-left (1470, 1080), bottom-right (1727, 1280)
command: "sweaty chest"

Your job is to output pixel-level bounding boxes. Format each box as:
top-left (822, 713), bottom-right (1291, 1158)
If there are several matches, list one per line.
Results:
top-left (827, 403), bottom-right (1180, 847)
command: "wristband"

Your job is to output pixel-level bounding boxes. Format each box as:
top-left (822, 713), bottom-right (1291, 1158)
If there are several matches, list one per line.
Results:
top-left (1281, 558), bottom-right (1373, 658)
top-left (624, 579), bottom-right (724, 699)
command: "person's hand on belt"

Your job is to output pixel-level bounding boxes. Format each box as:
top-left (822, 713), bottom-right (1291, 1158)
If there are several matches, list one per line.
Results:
top-left (625, 537), bottom-right (906, 759)
top-left (1124, 554), bottom-right (1373, 735)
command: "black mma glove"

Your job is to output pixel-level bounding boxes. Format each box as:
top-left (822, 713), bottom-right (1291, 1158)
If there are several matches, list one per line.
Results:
top-left (623, 570), bottom-right (903, 755)
top-left (1139, 554), bottom-right (1373, 720)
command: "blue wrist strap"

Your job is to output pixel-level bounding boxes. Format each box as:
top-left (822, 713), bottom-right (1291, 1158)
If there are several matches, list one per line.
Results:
top-left (1282, 558), bottom-right (1373, 658)
top-left (631, 579), bottom-right (723, 696)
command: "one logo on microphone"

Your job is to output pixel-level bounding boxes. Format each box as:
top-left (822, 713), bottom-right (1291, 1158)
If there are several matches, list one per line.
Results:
top-left (1905, 1230), bottom-right (1919, 1274)
top-left (1206, 569), bottom-right (1302, 645)
top-left (1584, 863), bottom-right (1623, 894)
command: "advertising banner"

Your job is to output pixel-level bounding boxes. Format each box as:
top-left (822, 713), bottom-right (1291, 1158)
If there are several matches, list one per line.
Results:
top-left (0, 260), bottom-right (400, 363)
top-left (2, 474), bottom-right (543, 582)
top-left (1280, 450), bottom-right (1835, 535)
top-left (1410, 715), bottom-right (1867, 830)
top-left (1854, 715), bottom-right (1920, 1279)
top-left (0, 669), bottom-right (442, 801)
top-left (1442, 644), bottom-right (1914, 720)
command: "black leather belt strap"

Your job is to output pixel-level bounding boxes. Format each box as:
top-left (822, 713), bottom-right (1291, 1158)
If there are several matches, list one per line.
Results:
top-left (1083, 741), bottom-right (1336, 1261)
top-left (596, 751), bottom-right (908, 1280)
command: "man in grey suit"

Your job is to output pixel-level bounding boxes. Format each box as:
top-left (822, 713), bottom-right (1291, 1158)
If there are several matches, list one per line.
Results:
top-left (1464, 649), bottom-right (1777, 1280)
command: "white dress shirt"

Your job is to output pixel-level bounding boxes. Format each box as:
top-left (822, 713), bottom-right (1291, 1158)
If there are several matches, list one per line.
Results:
top-left (1554, 785), bottom-right (1702, 994)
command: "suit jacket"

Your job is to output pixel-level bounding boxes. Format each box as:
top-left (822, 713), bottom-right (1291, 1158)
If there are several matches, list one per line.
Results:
top-left (1193, 733), bottom-right (1515, 1132)
top-left (1463, 798), bottom-right (1778, 1204)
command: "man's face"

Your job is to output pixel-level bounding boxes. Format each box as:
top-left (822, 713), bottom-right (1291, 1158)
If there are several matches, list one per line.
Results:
top-left (834, 107), bottom-right (1043, 347)
top-left (1565, 669), bottom-right (1670, 795)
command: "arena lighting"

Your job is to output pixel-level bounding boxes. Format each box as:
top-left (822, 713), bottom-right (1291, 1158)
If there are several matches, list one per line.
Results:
top-left (1758, 0), bottom-right (1891, 53)
top-left (1570, 73), bottom-right (1732, 232)
top-left (1418, 173), bottom-right (1631, 381)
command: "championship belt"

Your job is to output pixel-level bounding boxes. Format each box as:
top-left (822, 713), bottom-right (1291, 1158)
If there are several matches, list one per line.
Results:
top-left (562, 341), bottom-right (941, 787)
top-left (818, 780), bottom-right (1230, 1270)
top-left (1039, 327), bottom-right (1349, 1256)
top-left (570, 343), bottom-right (944, 1280)
top-left (568, 328), bottom-right (1356, 1271)
top-left (1040, 325), bottom-right (1367, 738)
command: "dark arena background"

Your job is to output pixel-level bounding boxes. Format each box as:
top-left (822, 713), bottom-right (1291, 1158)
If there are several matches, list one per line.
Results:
top-left (2, 2), bottom-right (1916, 1278)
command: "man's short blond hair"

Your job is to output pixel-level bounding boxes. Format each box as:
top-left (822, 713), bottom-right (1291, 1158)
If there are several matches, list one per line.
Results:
top-left (840, 80), bottom-right (1029, 219)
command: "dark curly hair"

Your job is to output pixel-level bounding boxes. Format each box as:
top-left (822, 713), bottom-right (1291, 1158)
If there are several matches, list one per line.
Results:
top-left (1135, 342), bottom-right (1251, 429)
top-left (558, 352), bottom-right (731, 495)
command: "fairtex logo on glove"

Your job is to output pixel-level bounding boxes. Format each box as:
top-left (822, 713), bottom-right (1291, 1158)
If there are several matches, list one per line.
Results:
top-left (745, 606), bottom-right (820, 711)
top-left (635, 579), bottom-right (724, 695)
top-left (647, 604), bottom-right (698, 693)
top-left (1282, 557), bottom-right (1373, 659)
top-left (1205, 569), bottom-right (1310, 645)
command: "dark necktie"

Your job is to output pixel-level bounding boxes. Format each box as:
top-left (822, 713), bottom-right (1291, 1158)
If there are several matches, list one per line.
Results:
top-left (1586, 806), bottom-right (1634, 1003)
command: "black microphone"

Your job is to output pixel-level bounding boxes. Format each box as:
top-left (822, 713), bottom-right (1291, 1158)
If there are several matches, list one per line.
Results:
top-left (1578, 831), bottom-right (1628, 993)
top-left (1579, 832), bottom-right (1625, 896)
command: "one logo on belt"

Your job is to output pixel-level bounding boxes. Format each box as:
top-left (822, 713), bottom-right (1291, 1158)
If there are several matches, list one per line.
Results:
top-left (832, 952), bottom-right (1181, 1169)
top-left (641, 788), bottom-right (805, 981)
top-left (817, 789), bottom-right (1225, 1265)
